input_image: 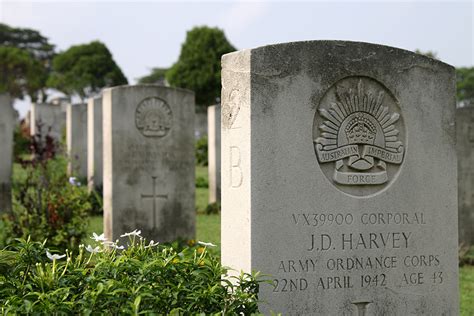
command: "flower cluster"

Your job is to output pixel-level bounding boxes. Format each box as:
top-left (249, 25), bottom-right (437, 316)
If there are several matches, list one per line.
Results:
top-left (68, 177), bottom-right (81, 187)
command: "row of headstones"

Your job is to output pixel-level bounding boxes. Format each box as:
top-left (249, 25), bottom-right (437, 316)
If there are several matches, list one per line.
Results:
top-left (57, 86), bottom-right (196, 242)
top-left (25, 89), bottom-right (212, 243)
top-left (0, 40), bottom-right (472, 314)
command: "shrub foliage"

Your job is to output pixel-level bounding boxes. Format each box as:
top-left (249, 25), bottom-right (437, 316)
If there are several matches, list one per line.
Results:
top-left (1, 127), bottom-right (91, 250)
top-left (0, 236), bottom-right (262, 314)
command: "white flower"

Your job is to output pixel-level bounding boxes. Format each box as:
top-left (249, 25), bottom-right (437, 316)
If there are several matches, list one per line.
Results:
top-left (198, 241), bottom-right (217, 248)
top-left (91, 232), bottom-right (107, 242)
top-left (46, 250), bottom-right (66, 261)
top-left (145, 240), bottom-right (159, 248)
top-left (85, 245), bottom-right (101, 254)
top-left (120, 229), bottom-right (142, 237)
top-left (113, 244), bottom-right (125, 250)
top-left (68, 177), bottom-right (81, 186)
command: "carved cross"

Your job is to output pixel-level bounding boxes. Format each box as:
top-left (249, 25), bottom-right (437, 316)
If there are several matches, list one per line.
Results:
top-left (351, 300), bottom-right (372, 316)
top-left (141, 176), bottom-right (168, 229)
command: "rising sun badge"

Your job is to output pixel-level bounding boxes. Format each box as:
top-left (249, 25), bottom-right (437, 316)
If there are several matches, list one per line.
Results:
top-left (313, 77), bottom-right (405, 194)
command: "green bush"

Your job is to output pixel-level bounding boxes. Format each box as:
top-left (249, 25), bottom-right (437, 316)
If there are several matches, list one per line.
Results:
top-left (13, 125), bottom-right (30, 159)
top-left (2, 157), bottom-right (91, 250)
top-left (205, 202), bottom-right (221, 215)
top-left (196, 135), bottom-right (208, 166)
top-left (88, 188), bottom-right (103, 215)
top-left (0, 235), bottom-right (263, 314)
top-left (196, 176), bottom-right (209, 188)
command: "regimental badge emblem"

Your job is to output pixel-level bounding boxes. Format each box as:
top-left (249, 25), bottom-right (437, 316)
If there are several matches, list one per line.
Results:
top-left (135, 97), bottom-right (173, 137)
top-left (313, 77), bottom-right (405, 196)
top-left (222, 89), bottom-right (240, 129)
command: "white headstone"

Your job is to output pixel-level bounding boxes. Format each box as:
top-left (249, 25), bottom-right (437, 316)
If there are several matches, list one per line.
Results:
top-left (0, 94), bottom-right (14, 213)
top-left (66, 103), bottom-right (88, 178)
top-left (103, 85), bottom-right (195, 243)
top-left (207, 104), bottom-right (221, 203)
top-left (87, 96), bottom-right (103, 190)
top-left (30, 103), bottom-right (66, 141)
top-left (221, 41), bottom-right (458, 315)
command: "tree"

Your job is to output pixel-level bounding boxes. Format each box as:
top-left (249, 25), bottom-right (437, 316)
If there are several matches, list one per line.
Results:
top-left (48, 41), bottom-right (128, 100)
top-left (0, 46), bottom-right (44, 100)
top-left (414, 49), bottom-right (474, 107)
top-left (0, 23), bottom-right (55, 62)
top-left (414, 49), bottom-right (438, 59)
top-left (166, 26), bottom-right (236, 108)
top-left (456, 67), bottom-right (474, 107)
top-left (138, 67), bottom-right (168, 85)
top-left (0, 23), bottom-right (55, 101)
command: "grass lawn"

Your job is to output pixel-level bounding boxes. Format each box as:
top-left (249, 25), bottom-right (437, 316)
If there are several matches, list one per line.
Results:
top-left (195, 165), bottom-right (209, 213)
top-left (460, 265), bottom-right (474, 315)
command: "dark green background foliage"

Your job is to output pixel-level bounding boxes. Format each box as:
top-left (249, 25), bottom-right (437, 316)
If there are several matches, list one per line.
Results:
top-left (0, 46), bottom-right (44, 100)
top-left (0, 238), bottom-right (263, 314)
top-left (195, 135), bottom-right (208, 166)
top-left (13, 125), bottom-right (30, 159)
top-left (48, 41), bottom-right (128, 99)
top-left (0, 23), bottom-right (55, 62)
top-left (137, 67), bottom-right (168, 84)
top-left (456, 67), bottom-right (474, 106)
top-left (166, 26), bottom-right (235, 107)
top-left (0, 23), bottom-right (54, 102)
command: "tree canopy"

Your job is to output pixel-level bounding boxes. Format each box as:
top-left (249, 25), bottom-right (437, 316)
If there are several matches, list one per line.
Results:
top-left (138, 67), bottom-right (168, 85)
top-left (456, 67), bottom-right (474, 107)
top-left (48, 41), bottom-right (128, 99)
top-left (0, 23), bottom-right (55, 101)
top-left (0, 23), bottom-right (55, 62)
top-left (166, 26), bottom-right (236, 108)
top-left (414, 49), bottom-right (438, 59)
top-left (0, 46), bottom-right (44, 100)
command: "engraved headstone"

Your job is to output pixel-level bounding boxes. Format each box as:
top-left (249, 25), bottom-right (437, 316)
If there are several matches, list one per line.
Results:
top-left (207, 104), bottom-right (221, 203)
top-left (87, 96), bottom-right (103, 190)
top-left (0, 94), bottom-right (14, 213)
top-left (30, 102), bottom-right (66, 141)
top-left (221, 41), bottom-right (458, 315)
top-left (66, 103), bottom-right (88, 178)
top-left (457, 106), bottom-right (474, 247)
top-left (103, 85), bottom-right (195, 242)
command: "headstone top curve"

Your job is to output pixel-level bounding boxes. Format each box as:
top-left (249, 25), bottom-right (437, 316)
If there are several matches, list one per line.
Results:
top-left (102, 84), bottom-right (195, 96)
top-left (223, 40), bottom-right (454, 71)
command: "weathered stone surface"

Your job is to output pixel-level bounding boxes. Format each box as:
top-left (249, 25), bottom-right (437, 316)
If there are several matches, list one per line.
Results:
top-left (87, 96), bottom-right (103, 190)
top-left (103, 85), bottom-right (195, 243)
top-left (207, 104), bottom-right (221, 203)
top-left (30, 103), bottom-right (66, 141)
top-left (0, 94), bottom-right (14, 213)
top-left (221, 41), bottom-right (458, 315)
top-left (457, 106), bottom-right (474, 247)
top-left (66, 103), bottom-right (88, 178)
